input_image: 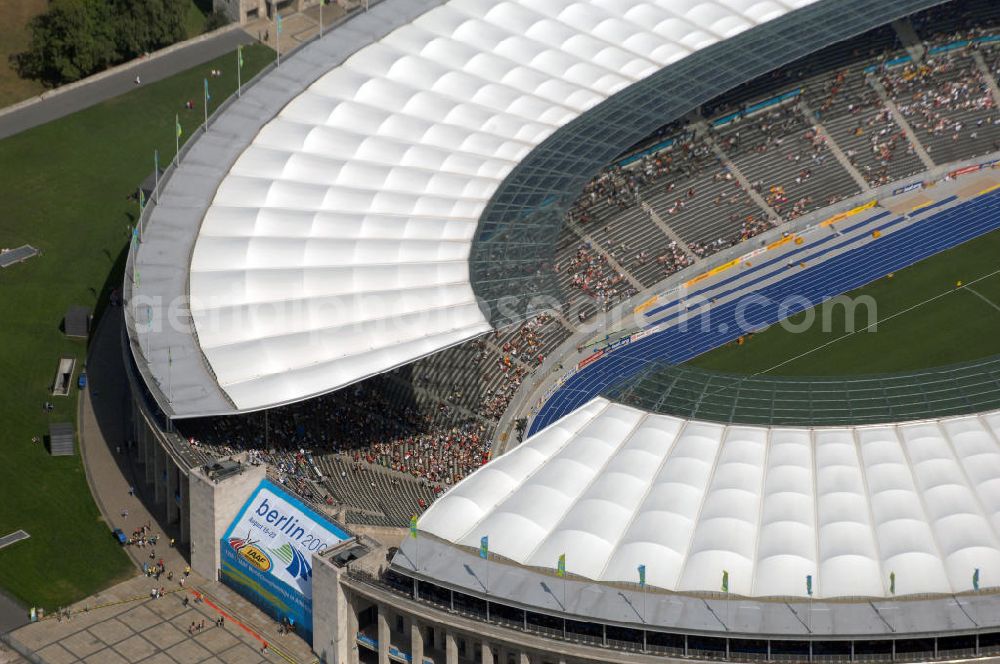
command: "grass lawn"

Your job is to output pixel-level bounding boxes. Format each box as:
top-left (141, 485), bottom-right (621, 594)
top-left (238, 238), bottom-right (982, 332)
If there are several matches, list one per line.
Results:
top-left (0, 43), bottom-right (272, 610)
top-left (686, 225), bottom-right (1000, 376)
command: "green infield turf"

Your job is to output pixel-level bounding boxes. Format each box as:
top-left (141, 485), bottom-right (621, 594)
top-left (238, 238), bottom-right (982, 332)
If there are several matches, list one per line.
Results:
top-left (0, 43), bottom-right (272, 610)
top-left (686, 224), bottom-right (1000, 377)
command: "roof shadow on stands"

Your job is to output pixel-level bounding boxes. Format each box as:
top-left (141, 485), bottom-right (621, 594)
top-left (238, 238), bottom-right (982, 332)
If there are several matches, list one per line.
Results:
top-left (468, 0), bottom-right (948, 326)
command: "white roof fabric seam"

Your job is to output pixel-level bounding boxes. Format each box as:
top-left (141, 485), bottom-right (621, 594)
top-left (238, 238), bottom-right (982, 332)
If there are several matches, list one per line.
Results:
top-left (894, 422), bottom-right (957, 594)
top-left (521, 408), bottom-right (650, 573)
top-left (195, 298), bottom-right (484, 348)
top-left (672, 420), bottom-right (729, 591)
top-left (451, 398), bottom-right (610, 545)
top-left (934, 419), bottom-right (1000, 575)
top-left (188, 276), bottom-right (476, 310)
top-left (810, 428), bottom-right (823, 599)
top-left (593, 417), bottom-right (686, 581)
top-left (748, 426), bottom-right (772, 597)
top-left (850, 426), bottom-right (890, 597)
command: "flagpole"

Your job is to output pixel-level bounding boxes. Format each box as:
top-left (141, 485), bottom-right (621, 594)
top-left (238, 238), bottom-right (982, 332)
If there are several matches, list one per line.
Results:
top-left (203, 78), bottom-right (209, 132)
top-left (175, 114), bottom-right (180, 165)
top-left (237, 46), bottom-right (242, 97)
top-left (276, 12), bottom-right (281, 67)
top-left (319, 0), bottom-right (323, 37)
top-left (153, 149), bottom-right (160, 204)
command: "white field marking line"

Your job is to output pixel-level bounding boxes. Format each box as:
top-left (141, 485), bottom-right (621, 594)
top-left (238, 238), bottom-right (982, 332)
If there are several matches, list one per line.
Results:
top-left (965, 285), bottom-right (1000, 315)
top-left (752, 265), bottom-right (1000, 377)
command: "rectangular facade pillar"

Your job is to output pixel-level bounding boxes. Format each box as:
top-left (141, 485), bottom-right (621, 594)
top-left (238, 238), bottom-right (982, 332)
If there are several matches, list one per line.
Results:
top-left (143, 425), bottom-right (154, 485)
top-left (481, 642), bottom-right (494, 664)
top-left (179, 473), bottom-right (190, 544)
top-left (153, 441), bottom-right (166, 507)
top-left (312, 555), bottom-right (358, 664)
top-left (377, 605), bottom-right (390, 664)
top-left (166, 462), bottom-right (179, 524)
top-left (410, 620), bottom-right (424, 664)
top-left (519, 651), bottom-right (530, 664)
top-left (434, 626), bottom-right (445, 652)
top-left (187, 460), bottom-right (265, 578)
top-left (347, 592), bottom-right (360, 664)
top-left (445, 632), bottom-right (458, 664)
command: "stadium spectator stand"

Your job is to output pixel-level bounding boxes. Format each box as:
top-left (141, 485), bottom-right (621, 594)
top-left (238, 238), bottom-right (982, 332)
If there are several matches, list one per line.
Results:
top-left (172, 0), bottom-right (1000, 527)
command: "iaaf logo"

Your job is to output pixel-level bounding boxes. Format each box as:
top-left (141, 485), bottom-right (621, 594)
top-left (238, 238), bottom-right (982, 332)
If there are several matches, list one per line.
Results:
top-left (228, 533), bottom-right (272, 572)
top-left (228, 532), bottom-right (312, 582)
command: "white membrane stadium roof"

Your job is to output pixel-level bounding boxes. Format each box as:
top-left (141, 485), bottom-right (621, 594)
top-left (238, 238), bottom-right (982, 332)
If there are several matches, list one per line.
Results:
top-left (186, 0), bottom-right (818, 413)
top-left (418, 397), bottom-right (1000, 599)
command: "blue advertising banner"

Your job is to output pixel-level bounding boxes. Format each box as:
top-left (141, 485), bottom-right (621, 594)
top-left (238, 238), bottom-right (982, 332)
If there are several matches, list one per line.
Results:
top-left (220, 479), bottom-right (350, 642)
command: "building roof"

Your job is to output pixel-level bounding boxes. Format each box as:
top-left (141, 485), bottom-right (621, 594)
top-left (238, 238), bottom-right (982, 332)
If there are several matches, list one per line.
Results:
top-left (416, 397), bottom-right (1000, 600)
top-left (129, 0), bottom-right (821, 417)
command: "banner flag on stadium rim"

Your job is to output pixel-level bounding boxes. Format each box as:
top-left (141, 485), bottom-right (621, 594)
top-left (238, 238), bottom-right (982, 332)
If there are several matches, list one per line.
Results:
top-left (557, 553), bottom-right (566, 578)
top-left (479, 536), bottom-right (488, 559)
top-left (236, 45), bottom-right (244, 96)
top-left (889, 571), bottom-right (896, 595)
top-left (204, 78), bottom-right (211, 102)
top-left (638, 564), bottom-right (646, 588)
top-left (721, 570), bottom-right (729, 593)
top-left (806, 574), bottom-right (813, 596)
top-left (175, 113), bottom-right (182, 164)
top-left (409, 515), bottom-right (417, 539)
top-left (277, 12), bottom-right (282, 34)
top-left (974, 568), bottom-right (981, 591)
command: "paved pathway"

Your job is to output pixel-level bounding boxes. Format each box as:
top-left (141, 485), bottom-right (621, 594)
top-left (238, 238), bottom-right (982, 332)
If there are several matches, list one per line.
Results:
top-left (0, 29), bottom-right (254, 141)
top-left (79, 306), bottom-right (186, 574)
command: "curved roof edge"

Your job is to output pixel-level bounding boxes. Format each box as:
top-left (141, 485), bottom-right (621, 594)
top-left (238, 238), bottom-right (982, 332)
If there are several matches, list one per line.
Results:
top-left (398, 396), bottom-right (1000, 635)
top-left (123, 0), bottom-right (446, 419)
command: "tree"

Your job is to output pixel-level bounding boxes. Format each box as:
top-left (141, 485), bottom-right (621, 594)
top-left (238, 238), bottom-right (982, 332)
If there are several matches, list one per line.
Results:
top-left (13, 0), bottom-right (117, 85)
top-left (12, 0), bottom-right (188, 87)
top-left (112, 0), bottom-right (187, 60)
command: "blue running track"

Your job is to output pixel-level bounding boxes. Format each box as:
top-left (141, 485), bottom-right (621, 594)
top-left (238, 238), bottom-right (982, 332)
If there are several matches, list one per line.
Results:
top-left (530, 188), bottom-right (1000, 435)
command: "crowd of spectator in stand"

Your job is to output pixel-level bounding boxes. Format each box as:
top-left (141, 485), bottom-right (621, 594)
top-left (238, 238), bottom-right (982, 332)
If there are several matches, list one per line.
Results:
top-left (176, 4), bottom-right (1000, 527)
top-left (884, 54), bottom-right (998, 152)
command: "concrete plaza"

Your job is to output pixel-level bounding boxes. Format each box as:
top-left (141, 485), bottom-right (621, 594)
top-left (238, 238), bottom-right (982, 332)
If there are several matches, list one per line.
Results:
top-left (7, 574), bottom-right (316, 664)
